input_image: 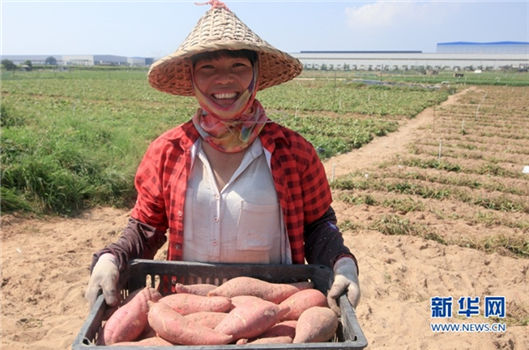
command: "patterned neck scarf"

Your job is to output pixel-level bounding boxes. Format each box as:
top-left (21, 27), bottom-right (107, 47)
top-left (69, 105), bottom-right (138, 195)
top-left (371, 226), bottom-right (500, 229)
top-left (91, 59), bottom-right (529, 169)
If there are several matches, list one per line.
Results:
top-left (191, 61), bottom-right (267, 153)
top-left (192, 99), bottom-right (268, 153)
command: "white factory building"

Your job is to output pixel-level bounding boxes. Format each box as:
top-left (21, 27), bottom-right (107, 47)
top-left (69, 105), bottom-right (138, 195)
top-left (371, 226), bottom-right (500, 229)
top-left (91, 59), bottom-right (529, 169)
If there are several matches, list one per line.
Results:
top-left (1, 54), bottom-right (153, 67)
top-left (436, 41), bottom-right (529, 54)
top-left (61, 55), bottom-right (143, 66)
top-left (292, 51), bottom-right (528, 71)
top-left (292, 42), bottom-right (529, 71)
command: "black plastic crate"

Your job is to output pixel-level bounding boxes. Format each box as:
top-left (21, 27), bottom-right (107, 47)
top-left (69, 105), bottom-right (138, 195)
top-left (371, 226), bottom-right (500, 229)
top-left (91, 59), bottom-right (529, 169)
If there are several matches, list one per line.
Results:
top-left (73, 259), bottom-right (367, 349)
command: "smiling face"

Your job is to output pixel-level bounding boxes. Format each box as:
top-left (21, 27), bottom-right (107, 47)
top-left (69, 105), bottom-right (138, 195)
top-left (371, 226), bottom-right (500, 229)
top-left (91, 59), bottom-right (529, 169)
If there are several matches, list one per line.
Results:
top-left (192, 54), bottom-right (254, 108)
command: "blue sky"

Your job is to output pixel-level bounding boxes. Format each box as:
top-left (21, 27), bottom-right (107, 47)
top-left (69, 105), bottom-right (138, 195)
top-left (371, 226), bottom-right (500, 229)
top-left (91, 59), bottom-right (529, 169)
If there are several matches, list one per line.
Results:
top-left (2, 0), bottom-right (528, 57)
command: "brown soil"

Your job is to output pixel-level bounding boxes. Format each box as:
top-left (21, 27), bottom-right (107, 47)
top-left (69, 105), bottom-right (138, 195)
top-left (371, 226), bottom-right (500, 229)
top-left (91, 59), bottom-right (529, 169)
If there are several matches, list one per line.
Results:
top-left (1, 87), bottom-right (528, 349)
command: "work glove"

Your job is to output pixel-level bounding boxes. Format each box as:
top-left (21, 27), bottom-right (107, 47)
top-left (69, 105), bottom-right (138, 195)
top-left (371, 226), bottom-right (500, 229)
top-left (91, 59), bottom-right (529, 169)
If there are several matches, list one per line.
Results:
top-left (85, 253), bottom-right (120, 307)
top-left (327, 257), bottom-right (360, 315)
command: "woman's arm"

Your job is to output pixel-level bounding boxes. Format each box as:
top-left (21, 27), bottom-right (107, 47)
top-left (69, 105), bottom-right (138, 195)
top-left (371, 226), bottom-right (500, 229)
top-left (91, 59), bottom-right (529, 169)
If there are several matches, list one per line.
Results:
top-left (303, 206), bottom-right (359, 272)
top-left (305, 206), bottom-right (361, 311)
top-left (90, 217), bottom-right (167, 273)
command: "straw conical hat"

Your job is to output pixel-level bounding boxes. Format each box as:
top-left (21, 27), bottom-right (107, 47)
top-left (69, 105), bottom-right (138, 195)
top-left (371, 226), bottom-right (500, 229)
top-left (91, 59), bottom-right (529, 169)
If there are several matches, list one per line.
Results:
top-left (148, 1), bottom-right (302, 96)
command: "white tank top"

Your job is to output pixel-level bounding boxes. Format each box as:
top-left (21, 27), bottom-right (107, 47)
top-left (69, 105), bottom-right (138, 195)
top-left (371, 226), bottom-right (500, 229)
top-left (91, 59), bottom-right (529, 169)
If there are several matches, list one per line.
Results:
top-left (183, 139), bottom-right (292, 264)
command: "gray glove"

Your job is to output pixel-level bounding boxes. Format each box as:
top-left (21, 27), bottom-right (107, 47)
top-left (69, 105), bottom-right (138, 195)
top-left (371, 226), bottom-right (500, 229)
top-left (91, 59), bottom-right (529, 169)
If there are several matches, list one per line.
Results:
top-left (85, 253), bottom-right (120, 307)
top-left (327, 257), bottom-right (361, 315)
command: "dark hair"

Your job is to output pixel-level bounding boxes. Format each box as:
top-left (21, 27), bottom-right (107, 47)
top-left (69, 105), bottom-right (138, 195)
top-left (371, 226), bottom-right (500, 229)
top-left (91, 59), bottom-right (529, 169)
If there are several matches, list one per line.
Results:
top-left (191, 49), bottom-right (258, 66)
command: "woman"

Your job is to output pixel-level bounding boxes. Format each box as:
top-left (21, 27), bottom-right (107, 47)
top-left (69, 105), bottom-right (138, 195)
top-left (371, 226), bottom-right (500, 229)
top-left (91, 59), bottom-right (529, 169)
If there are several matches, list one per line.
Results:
top-left (85, 1), bottom-right (360, 315)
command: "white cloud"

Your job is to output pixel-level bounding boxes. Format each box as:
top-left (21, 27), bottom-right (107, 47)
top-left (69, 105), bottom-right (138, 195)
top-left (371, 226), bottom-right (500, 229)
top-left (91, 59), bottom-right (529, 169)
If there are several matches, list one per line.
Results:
top-left (346, 3), bottom-right (406, 28)
top-left (343, 1), bottom-right (458, 51)
top-left (345, 1), bottom-right (447, 30)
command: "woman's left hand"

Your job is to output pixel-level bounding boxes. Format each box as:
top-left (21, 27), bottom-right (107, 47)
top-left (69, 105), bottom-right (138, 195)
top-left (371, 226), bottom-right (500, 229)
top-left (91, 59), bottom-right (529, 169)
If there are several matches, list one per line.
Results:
top-left (327, 257), bottom-right (361, 315)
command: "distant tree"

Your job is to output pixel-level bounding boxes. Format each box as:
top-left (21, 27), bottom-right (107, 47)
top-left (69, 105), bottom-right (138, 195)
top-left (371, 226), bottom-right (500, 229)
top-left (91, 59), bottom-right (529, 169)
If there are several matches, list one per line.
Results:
top-left (23, 60), bottom-right (33, 71)
top-left (45, 56), bottom-right (57, 65)
top-left (1, 59), bottom-right (17, 71)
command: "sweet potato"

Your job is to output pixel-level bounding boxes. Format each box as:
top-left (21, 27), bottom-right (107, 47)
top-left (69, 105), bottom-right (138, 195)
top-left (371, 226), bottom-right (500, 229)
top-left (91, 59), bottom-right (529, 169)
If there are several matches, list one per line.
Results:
top-left (183, 311), bottom-right (227, 329)
top-left (293, 306), bottom-right (338, 343)
top-left (137, 323), bottom-right (156, 339)
top-left (230, 295), bottom-right (264, 308)
top-left (214, 296), bottom-right (290, 340)
top-left (236, 320), bottom-right (296, 345)
top-left (147, 301), bottom-right (233, 345)
top-left (159, 293), bottom-right (232, 315)
top-left (259, 320), bottom-right (297, 338)
top-left (279, 288), bottom-right (328, 320)
top-left (110, 336), bottom-right (173, 346)
top-left (249, 336), bottom-right (293, 344)
top-left (207, 276), bottom-right (310, 303)
top-left (173, 283), bottom-right (217, 296)
top-left (101, 287), bottom-right (162, 345)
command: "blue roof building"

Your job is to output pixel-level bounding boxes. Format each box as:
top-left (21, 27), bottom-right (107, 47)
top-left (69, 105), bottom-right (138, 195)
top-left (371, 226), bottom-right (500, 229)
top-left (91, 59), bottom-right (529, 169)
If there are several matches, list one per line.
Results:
top-left (436, 41), bottom-right (529, 54)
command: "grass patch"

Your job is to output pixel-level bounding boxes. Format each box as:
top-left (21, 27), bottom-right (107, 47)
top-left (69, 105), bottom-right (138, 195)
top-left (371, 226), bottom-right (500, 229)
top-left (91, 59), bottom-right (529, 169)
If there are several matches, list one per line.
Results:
top-left (1, 103), bottom-right (26, 127)
top-left (473, 195), bottom-right (528, 213)
top-left (338, 219), bottom-right (361, 232)
top-left (383, 197), bottom-right (426, 214)
top-left (474, 211), bottom-right (529, 231)
top-left (401, 158), bottom-right (462, 172)
top-left (483, 235), bottom-right (529, 257)
top-left (464, 235), bottom-right (529, 258)
top-left (272, 113), bottom-right (398, 159)
top-left (332, 177), bottom-right (452, 199)
top-left (371, 214), bottom-right (447, 244)
top-left (0, 187), bottom-right (33, 212)
top-left (371, 214), bottom-right (429, 238)
top-left (337, 190), bottom-right (426, 215)
top-left (331, 177), bottom-right (370, 191)
top-left (371, 215), bottom-right (528, 257)
top-left (385, 181), bottom-right (452, 200)
top-left (337, 192), bottom-right (377, 206)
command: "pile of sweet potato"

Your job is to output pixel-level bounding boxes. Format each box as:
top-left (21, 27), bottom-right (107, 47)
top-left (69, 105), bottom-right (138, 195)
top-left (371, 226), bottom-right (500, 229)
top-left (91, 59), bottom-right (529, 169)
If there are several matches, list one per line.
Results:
top-left (97, 276), bottom-right (339, 346)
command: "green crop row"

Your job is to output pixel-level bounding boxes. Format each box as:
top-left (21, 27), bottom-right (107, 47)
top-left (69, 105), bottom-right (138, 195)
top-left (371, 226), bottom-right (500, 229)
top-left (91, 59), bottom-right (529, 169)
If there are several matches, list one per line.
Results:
top-left (332, 174), bottom-right (529, 214)
top-left (259, 80), bottom-right (451, 117)
top-left (301, 70), bottom-right (529, 87)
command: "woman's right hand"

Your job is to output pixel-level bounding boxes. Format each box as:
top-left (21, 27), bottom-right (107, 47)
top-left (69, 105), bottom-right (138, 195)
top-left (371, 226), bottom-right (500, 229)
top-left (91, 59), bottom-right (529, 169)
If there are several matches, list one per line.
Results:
top-left (85, 253), bottom-right (120, 307)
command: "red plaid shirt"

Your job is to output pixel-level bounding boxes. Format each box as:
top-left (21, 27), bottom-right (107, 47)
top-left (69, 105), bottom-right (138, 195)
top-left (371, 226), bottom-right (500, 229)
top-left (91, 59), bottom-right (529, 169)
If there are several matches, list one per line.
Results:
top-left (131, 119), bottom-right (332, 264)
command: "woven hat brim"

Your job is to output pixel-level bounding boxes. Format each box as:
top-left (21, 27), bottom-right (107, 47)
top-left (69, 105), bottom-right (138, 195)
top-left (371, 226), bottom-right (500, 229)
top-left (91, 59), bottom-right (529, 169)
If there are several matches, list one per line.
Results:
top-left (148, 44), bottom-right (302, 96)
top-left (147, 7), bottom-right (302, 96)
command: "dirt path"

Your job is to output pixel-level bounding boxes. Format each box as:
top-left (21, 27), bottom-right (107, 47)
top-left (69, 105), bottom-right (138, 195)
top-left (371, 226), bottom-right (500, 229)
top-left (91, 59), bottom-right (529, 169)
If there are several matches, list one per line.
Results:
top-left (323, 87), bottom-right (474, 178)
